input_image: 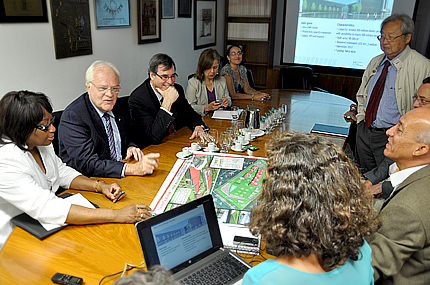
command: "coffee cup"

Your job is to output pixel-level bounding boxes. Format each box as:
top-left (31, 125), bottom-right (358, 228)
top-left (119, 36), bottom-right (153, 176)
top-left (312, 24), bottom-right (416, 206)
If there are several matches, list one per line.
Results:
top-left (234, 141), bottom-right (243, 150)
top-left (244, 132), bottom-right (252, 141)
top-left (208, 142), bottom-right (216, 152)
top-left (237, 136), bottom-right (244, 144)
top-left (182, 147), bottom-right (191, 156)
top-left (191, 142), bottom-right (199, 151)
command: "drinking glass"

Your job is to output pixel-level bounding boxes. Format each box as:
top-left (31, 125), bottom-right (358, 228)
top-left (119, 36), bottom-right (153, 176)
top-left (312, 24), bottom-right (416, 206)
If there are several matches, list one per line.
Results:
top-left (220, 132), bottom-right (229, 153)
top-left (209, 129), bottom-right (219, 148)
top-left (231, 106), bottom-right (239, 122)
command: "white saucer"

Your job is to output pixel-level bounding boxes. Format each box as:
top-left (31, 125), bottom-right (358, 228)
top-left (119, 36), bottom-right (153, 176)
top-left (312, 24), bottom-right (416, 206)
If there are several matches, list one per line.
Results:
top-left (176, 152), bottom-right (193, 159)
top-left (241, 128), bottom-right (265, 138)
top-left (203, 147), bottom-right (220, 152)
top-left (231, 146), bottom-right (246, 152)
top-left (190, 147), bottom-right (202, 152)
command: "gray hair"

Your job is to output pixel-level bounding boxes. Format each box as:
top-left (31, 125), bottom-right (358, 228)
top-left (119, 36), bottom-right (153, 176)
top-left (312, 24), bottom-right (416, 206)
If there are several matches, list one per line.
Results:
top-left (148, 53), bottom-right (176, 76)
top-left (381, 13), bottom-right (414, 37)
top-left (85, 60), bottom-right (121, 84)
top-left (113, 266), bottom-right (179, 285)
top-left (415, 125), bottom-right (430, 147)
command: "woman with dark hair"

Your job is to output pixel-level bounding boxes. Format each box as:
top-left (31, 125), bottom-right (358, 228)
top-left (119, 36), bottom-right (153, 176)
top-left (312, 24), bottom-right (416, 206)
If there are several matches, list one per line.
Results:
top-left (185, 48), bottom-right (231, 116)
top-left (220, 45), bottom-right (269, 101)
top-left (0, 91), bottom-right (152, 249)
top-left (243, 132), bottom-right (378, 284)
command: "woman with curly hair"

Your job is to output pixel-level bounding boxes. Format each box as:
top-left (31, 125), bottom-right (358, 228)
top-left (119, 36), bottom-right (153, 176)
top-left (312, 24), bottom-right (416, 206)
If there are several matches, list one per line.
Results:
top-left (243, 132), bottom-right (378, 284)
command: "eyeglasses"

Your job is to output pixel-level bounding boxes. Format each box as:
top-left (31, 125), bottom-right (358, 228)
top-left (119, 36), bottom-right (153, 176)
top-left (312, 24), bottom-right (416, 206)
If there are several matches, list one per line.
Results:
top-left (377, 34), bottom-right (405, 42)
top-left (89, 81), bottom-right (121, 94)
top-left (413, 95), bottom-right (430, 106)
top-left (154, 72), bottom-right (178, 81)
top-left (36, 117), bottom-right (55, 131)
top-left (229, 52), bottom-right (243, 56)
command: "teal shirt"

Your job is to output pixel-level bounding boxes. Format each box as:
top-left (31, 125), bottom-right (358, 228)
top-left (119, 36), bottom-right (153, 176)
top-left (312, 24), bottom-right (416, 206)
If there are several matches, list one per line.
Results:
top-left (243, 241), bottom-right (374, 285)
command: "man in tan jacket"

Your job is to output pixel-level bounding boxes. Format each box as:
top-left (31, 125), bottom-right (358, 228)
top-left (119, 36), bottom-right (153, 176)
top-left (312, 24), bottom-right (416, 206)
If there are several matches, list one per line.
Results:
top-left (368, 107), bottom-right (430, 284)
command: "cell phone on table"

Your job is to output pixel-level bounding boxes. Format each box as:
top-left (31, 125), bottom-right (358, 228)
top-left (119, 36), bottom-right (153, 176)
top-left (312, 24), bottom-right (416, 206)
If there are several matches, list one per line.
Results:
top-left (51, 273), bottom-right (83, 285)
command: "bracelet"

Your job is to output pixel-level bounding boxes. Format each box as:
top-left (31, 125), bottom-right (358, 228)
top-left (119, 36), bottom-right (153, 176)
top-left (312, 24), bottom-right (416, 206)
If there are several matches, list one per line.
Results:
top-left (94, 180), bottom-right (100, 192)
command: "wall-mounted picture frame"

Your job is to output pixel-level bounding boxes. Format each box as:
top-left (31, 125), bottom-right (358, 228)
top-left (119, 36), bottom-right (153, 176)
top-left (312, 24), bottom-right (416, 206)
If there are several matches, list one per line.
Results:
top-left (95, 0), bottom-right (130, 28)
top-left (0, 0), bottom-right (48, 22)
top-left (162, 0), bottom-right (174, 19)
top-left (178, 0), bottom-right (191, 18)
top-left (138, 0), bottom-right (161, 44)
top-left (194, 0), bottom-right (216, 50)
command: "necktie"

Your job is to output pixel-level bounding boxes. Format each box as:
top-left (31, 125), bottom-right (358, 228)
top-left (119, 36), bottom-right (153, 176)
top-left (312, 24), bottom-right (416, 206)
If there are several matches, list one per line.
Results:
top-left (160, 98), bottom-right (175, 134)
top-left (365, 60), bottom-right (391, 128)
top-left (103, 113), bottom-right (117, 160)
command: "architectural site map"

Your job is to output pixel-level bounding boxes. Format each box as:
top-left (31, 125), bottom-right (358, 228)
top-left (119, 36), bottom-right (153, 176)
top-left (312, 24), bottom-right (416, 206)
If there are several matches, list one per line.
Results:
top-left (150, 153), bottom-right (267, 225)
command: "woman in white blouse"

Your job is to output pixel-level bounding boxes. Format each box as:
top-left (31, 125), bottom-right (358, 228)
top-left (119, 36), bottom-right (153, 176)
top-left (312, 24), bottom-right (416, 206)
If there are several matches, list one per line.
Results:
top-left (0, 91), bottom-right (152, 249)
top-left (186, 48), bottom-right (231, 116)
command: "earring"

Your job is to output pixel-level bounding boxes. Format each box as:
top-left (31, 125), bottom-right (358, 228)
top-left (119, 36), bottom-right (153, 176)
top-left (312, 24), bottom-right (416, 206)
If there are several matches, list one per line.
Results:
top-left (24, 143), bottom-right (28, 149)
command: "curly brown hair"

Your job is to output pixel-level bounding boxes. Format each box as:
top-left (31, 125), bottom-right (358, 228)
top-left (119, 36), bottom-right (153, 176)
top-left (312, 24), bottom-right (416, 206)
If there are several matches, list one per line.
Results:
top-left (249, 132), bottom-right (378, 270)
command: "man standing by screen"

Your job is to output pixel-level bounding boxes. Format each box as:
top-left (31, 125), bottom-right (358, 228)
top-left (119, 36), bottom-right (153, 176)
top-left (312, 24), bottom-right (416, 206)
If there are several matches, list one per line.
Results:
top-left (355, 13), bottom-right (430, 172)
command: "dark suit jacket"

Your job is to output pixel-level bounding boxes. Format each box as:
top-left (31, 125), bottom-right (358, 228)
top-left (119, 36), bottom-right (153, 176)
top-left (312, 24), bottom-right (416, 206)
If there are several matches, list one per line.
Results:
top-left (129, 79), bottom-right (205, 148)
top-left (58, 93), bottom-right (132, 178)
top-left (368, 164), bottom-right (430, 284)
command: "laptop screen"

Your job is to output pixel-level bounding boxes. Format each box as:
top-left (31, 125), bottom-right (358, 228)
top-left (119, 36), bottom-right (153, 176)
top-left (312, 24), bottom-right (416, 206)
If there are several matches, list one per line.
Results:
top-left (136, 195), bottom-right (223, 273)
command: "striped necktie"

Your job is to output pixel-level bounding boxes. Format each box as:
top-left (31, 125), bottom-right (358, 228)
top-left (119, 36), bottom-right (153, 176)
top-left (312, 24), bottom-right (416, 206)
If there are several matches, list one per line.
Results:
top-left (103, 113), bottom-right (117, 160)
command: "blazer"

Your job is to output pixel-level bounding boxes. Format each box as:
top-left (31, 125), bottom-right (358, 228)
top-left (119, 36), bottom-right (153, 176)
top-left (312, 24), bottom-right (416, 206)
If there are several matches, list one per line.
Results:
top-left (185, 76), bottom-right (232, 116)
top-left (58, 93), bottom-right (131, 178)
top-left (368, 164), bottom-right (430, 284)
top-left (129, 78), bottom-right (206, 148)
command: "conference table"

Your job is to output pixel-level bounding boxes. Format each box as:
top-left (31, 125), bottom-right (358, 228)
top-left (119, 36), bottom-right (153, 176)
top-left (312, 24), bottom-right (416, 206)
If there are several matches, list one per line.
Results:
top-left (0, 89), bottom-right (353, 284)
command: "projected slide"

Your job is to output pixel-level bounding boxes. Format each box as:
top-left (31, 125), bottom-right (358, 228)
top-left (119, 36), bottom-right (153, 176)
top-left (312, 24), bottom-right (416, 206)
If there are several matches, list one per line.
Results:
top-left (292, 0), bottom-right (394, 69)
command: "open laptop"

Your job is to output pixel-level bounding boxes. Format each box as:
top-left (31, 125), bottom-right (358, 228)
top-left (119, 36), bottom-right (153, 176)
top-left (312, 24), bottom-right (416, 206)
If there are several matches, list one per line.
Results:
top-left (135, 195), bottom-right (252, 284)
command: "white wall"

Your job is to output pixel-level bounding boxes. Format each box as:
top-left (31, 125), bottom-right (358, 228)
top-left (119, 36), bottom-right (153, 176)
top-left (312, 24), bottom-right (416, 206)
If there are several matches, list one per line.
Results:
top-left (0, 0), bottom-right (225, 111)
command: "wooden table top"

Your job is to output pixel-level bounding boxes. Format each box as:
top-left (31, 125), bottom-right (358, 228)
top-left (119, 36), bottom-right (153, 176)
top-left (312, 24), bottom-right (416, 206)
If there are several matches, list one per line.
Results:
top-left (0, 89), bottom-right (353, 284)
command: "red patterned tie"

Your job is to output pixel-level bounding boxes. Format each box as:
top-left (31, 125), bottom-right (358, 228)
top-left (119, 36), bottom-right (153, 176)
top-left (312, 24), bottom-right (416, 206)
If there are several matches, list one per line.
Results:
top-left (365, 61), bottom-right (391, 128)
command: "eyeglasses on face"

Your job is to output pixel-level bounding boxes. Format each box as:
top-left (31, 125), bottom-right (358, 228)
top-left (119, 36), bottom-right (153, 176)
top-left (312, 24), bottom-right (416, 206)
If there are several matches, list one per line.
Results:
top-left (377, 34), bottom-right (405, 42)
top-left (229, 51), bottom-right (243, 56)
top-left (36, 116), bottom-right (55, 131)
top-left (413, 95), bottom-right (430, 105)
top-left (89, 81), bottom-right (121, 94)
top-left (154, 72), bottom-right (178, 81)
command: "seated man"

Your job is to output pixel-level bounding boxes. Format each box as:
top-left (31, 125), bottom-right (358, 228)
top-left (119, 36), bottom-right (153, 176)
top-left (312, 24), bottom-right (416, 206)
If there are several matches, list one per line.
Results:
top-left (129, 53), bottom-right (209, 148)
top-left (368, 107), bottom-right (430, 283)
top-left (364, 76), bottom-right (430, 198)
top-left (58, 60), bottom-right (160, 178)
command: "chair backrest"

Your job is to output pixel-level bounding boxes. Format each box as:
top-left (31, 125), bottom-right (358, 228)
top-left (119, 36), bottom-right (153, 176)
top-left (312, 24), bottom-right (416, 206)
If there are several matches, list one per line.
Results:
top-left (52, 110), bottom-right (63, 155)
top-left (246, 68), bottom-right (256, 89)
top-left (280, 66), bottom-right (313, 90)
top-left (115, 95), bottom-right (132, 140)
top-left (188, 73), bottom-right (195, 80)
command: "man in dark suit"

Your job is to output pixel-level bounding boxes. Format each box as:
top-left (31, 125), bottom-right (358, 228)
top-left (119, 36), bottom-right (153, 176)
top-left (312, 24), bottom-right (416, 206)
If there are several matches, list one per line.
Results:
top-left (368, 107), bottom-right (430, 284)
top-left (129, 53), bottom-right (209, 148)
top-left (58, 60), bottom-right (160, 178)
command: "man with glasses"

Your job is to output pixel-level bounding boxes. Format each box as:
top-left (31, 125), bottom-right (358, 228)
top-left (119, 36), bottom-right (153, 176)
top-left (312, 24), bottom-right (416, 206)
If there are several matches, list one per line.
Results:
top-left (58, 60), bottom-right (160, 178)
top-left (355, 13), bottom-right (430, 173)
top-left (129, 53), bottom-right (209, 148)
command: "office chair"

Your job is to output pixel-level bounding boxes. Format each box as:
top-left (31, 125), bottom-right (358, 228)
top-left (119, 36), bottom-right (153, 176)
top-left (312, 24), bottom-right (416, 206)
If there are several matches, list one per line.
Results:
top-left (52, 110), bottom-right (63, 155)
top-left (280, 66), bottom-right (313, 90)
top-left (246, 68), bottom-right (256, 89)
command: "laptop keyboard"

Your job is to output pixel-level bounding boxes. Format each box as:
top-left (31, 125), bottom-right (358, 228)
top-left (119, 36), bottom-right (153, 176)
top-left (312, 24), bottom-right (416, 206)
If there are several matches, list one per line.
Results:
top-left (179, 254), bottom-right (249, 285)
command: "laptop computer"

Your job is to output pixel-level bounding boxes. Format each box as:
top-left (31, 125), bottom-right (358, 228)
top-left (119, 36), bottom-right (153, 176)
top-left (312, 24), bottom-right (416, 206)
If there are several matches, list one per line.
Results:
top-left (135, 195), bottom-right (252, 284)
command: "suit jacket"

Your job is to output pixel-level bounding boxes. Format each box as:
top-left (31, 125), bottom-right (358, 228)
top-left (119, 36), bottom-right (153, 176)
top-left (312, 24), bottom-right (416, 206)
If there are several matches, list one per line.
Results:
top-left (58, 93), bottom-right (132, 178)
top-left (185, 76), bottom-right (231, 116)
top-left (129, 79), bottom-right (205, 148)
top-left (368, 164), bottom-right (430, 284)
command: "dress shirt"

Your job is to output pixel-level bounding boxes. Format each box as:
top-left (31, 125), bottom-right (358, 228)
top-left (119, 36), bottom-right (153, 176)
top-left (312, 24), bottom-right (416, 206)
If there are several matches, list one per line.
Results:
top-left (89, 98), bottom-right (126, 177)
top-left (366, 53), bottom-right (403, 128)
top-left (389, 164), bottom-right (427, 194)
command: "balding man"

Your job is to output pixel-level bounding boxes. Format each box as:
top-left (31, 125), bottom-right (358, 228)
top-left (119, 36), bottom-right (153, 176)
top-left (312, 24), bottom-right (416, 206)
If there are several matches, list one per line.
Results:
top-left (59, 60), bottom-right (160, 178)
top-left (368, 107), bottom-right (430, 283)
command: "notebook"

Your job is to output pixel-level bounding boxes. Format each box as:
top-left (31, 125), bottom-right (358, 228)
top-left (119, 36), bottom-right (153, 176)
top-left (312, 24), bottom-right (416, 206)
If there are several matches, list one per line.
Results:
top-left (135, 195), bottom-right (252, 284)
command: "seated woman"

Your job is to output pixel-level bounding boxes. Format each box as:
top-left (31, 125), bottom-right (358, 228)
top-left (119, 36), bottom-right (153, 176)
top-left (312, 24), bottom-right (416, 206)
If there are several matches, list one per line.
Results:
top-left (0, 91), bottom-right (152, 249)
top-left (243, 132), bottom-right (378, 284)
top-left (185, 48), bottom-right (231, 116)
top-left (220, 45), bottom-right (270, 101)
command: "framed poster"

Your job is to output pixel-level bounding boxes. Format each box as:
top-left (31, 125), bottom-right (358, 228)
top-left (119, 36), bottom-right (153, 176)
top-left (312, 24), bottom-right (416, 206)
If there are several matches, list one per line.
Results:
top-left (95, 0), bottom-right (130, 28)
top-left (0, 0), bottom-right (48, 22)
top-left (138, 0), bottom-right (161, 44)
top-left (178, 0), bottom-right (191, 18)
top-left (161, 0), bottom-right (174, 19)
top-left (194, 0), bottom-right (216, 50)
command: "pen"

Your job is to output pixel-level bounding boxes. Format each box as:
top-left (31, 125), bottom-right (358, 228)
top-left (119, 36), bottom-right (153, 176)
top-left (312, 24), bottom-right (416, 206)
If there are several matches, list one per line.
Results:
top-left (114, 191), bottom-right (125, 203)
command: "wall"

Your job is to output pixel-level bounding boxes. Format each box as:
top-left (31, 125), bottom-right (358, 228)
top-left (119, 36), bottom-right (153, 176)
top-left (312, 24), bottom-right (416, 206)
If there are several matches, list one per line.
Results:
top-left (0, 0), bottom-right (225, 111)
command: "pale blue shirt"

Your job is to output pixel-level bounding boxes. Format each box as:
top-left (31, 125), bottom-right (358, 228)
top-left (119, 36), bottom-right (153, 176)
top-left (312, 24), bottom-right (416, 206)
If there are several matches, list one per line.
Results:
top-left (88, 97), bottom-right (126, 177)
top-left (150, 81), bottom-right (173, 116)
top-left (367, 51), bottom-right (404, 128)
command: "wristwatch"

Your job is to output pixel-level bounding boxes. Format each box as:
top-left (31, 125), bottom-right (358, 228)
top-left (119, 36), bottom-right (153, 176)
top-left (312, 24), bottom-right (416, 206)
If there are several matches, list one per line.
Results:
top-left (199, 125), bottom-right (210, 132)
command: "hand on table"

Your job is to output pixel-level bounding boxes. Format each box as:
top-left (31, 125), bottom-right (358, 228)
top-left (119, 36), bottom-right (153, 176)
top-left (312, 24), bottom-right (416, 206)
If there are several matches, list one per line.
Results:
top-left (190, 126), bottom-right (211, 142)
top-left (117, 204), bottom-right (152, 223)
top-left (99, 181), bottom-right (124, 202)
top-left (125, 146), bottom-right (144, 161)
top-left (254, 93), bottom-right (270, 101)
top-left (125, 153), bottom-right (160, 176)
